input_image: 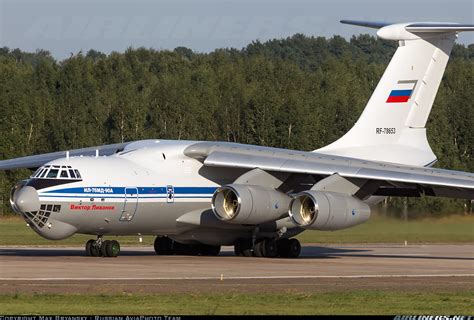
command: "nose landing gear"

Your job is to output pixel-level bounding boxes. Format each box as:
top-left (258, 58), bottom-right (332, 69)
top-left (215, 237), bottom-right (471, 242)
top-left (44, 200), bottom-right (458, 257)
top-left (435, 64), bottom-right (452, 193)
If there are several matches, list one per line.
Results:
top-left (85, 237), bottom-right (120, 257)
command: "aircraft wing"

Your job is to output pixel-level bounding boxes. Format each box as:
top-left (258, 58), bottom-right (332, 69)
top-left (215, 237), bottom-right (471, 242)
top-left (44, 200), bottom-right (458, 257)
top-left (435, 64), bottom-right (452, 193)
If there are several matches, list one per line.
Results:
top-left (0, 142), bottom-right (130, 170)
top-left (184, 142), bottom-right (474, 200)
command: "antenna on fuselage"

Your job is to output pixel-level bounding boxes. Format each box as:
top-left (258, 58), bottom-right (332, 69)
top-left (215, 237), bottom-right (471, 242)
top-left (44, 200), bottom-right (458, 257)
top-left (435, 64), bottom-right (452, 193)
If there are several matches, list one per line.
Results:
top-left (95, 149), bottom-right (99, 157)
top-left (66, 151), bottom-right (70, 159)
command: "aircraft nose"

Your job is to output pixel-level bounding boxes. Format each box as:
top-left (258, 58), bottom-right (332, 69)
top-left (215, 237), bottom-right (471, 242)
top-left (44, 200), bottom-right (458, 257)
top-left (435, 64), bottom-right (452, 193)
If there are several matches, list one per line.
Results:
top-left (12, 186), bottom-right (40, 213)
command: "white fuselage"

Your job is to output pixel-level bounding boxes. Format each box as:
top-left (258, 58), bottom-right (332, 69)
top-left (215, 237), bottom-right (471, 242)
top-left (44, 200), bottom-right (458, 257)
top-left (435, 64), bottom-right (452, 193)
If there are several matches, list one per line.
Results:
top-left (24, 140), bottom-right (238, 240)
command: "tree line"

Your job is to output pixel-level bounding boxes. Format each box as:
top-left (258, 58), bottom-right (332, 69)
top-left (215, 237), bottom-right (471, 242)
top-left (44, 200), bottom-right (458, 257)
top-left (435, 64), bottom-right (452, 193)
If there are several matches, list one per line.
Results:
top-left (0, 34), bottom-right (472, 217)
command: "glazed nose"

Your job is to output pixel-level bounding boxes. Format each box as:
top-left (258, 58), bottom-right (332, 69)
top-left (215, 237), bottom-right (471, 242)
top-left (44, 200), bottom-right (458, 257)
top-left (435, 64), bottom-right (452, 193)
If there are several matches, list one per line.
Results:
top-left (12, 186), bottom-right (40, 213)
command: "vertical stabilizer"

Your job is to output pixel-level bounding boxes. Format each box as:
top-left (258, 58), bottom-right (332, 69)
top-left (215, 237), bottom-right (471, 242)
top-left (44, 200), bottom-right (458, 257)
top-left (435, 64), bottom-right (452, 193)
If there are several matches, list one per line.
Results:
top-left (317, 21), bottom-right (474, 166)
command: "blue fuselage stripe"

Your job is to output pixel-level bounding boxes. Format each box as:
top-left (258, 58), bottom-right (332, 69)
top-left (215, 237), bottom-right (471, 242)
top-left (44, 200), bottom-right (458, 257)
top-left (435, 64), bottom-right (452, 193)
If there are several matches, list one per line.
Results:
top-left (40, 186), bottom-right (217, 200)
top-left (42, 186), bottom-right (217, 195)
top-left (38, 195), bottom-right (212, 199)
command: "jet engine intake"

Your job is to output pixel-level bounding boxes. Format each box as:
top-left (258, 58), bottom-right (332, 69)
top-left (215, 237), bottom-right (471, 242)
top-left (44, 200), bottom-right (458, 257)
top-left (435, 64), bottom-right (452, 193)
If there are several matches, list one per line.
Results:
top-left (289, 191), bottom-right (370, 231)
top-left (211, 184), bottom-right (291, 225)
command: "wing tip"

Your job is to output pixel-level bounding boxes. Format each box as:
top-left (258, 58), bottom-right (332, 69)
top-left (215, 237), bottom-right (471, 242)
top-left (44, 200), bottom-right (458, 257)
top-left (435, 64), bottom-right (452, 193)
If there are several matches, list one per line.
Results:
top-left (340, 20), bottom-right (392, 29)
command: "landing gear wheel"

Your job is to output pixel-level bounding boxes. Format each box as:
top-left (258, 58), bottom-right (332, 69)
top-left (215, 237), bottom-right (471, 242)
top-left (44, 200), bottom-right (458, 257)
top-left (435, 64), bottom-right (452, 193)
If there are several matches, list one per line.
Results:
top-left (90, 241), bottom-right (101, 257)
top-left (287, 239), bottom-right (301, 258)
top-left (85, 238), bottom-right (120, 258)
top-left (173, 242), bottom-right (195, 255)
top-left (234, 244), bottom-right (243, 256)
top-left (277, 239), bottom-right (290, 258)
top-left (242, 247), bottom-right (254, 257)
top-left (253, 240), bottom-right (264, 257)
top-left (262, 239), bottom-right (278, 258)
top-left (171, 241), bottom-right (183, 255)
top-left (235, 239), bottom-right (253, 257)
top-left (106, 240), bottom-right (120, 257)
top-left (85, 239), bottom-right (94, 256)
top-left (101, 240), bottom-right (110, 257)
top-left (200, 244), bottom-right (221, 256)
top-left (190, 245), bottom-right (202, 256)
top-left (234, 239), bottom-right (245, 256)
top-left (154, 236), bottom-right (174, 255)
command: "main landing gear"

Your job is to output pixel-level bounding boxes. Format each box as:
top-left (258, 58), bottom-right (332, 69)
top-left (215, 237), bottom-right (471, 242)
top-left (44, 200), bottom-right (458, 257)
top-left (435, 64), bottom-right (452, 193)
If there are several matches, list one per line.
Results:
top-left (234, 238), bottom-right (301, 258)
top-left (154, 236), bottom-right (221, 256)
top-left (85, 237), bottom-right (120, 258)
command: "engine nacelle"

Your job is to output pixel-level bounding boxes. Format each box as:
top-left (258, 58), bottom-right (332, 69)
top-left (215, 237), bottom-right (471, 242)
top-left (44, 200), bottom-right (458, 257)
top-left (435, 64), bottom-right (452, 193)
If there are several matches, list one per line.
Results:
top-left (211, 184), bottom-right (291, 225)
top-left (289, 191), bottom-right (370, 231)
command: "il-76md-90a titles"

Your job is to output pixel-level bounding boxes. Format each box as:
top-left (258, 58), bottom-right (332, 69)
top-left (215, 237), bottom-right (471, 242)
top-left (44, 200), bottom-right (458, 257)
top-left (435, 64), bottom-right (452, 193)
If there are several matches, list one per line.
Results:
top-left (2, 20), bottom-right (473, 258)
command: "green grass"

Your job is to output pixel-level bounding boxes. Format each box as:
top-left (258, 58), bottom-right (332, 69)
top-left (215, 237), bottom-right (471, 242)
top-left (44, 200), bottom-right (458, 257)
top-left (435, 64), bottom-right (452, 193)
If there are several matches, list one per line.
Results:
top-left (0, 214), bottom-right (473, 246)
top-left (1, 291), bottom-right (473, 315)
top-left (297, 214), bottom-right (474, 244)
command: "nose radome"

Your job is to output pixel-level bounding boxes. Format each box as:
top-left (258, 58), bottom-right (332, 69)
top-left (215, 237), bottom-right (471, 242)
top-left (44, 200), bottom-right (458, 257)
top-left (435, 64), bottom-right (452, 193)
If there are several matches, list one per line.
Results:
top-left (14, 186), bottom-right (40, 213)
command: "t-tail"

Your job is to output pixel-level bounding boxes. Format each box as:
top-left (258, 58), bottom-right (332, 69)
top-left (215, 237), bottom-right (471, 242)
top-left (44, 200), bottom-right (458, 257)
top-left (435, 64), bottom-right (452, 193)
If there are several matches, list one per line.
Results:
top-left (317, 20), bottom-right (474, 166)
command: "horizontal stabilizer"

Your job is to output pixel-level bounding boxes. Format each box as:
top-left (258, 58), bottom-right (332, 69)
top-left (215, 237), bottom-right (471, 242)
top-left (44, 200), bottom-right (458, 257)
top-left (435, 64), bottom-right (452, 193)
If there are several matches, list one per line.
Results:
top-left (341, 20), bottom-right (474, 32)
top-left (341, 20), bottom-right (474, 39)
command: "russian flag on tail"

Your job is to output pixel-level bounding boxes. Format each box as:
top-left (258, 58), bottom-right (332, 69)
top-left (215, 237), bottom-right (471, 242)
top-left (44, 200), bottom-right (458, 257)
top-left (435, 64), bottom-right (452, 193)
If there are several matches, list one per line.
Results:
top-left (386, 80), bottom-right (417, 103)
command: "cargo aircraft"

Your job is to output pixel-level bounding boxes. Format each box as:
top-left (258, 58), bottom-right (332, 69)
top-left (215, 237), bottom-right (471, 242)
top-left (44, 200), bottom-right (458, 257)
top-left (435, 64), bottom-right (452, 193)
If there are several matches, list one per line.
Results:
top-left (2, 20), bottom-right (473, 258)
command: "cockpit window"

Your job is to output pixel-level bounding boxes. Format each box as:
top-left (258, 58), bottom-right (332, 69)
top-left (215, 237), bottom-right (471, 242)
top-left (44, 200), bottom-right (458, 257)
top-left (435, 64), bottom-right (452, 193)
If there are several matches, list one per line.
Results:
top-left (31, 165), bottom-right (82, 180)
top-left (31, 168), bottom-right (41, 178)
top-left (40, 169), bottom-right (48, 178)
top-left (46, 169), bottom-right (59, 178)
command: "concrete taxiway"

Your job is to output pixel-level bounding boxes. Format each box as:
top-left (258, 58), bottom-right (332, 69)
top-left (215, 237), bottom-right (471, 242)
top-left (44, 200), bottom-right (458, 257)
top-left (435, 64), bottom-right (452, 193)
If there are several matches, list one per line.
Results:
top-left (0, 244), bottom-right (473, 294)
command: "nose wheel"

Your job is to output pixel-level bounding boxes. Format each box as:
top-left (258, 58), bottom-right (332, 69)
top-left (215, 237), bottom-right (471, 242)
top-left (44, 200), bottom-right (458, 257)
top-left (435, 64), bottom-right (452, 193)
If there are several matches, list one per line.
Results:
top-left (85, 237), bottom-right (120, 257)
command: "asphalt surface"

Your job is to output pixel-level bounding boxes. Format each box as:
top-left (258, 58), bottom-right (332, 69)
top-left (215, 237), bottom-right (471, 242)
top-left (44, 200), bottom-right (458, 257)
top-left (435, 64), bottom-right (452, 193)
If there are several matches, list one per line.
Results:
top-left (0, 244), bottom-right (473, 294)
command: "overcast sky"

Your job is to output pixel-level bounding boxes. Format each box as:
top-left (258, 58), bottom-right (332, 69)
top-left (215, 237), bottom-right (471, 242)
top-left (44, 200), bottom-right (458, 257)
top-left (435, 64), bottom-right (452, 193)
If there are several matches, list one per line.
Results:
top-left (0, 0), bottom-right (472, 60)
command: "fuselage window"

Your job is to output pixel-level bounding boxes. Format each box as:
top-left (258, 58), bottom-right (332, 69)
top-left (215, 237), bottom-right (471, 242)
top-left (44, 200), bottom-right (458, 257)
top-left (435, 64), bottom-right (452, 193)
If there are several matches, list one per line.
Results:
top-left (74, 170), bottom-right (81, 179)
top-left (47, 169), bottom-right (59, 178)
top-left (60, 170), bottom-right (69, 178)
top-left (69, 169), bottom-right (76, 178)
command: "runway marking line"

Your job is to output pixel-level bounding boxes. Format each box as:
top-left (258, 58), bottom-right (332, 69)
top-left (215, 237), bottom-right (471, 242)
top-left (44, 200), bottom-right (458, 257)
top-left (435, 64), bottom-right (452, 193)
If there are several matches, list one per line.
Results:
top-left (1, 274), bottom-right (473, 281)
